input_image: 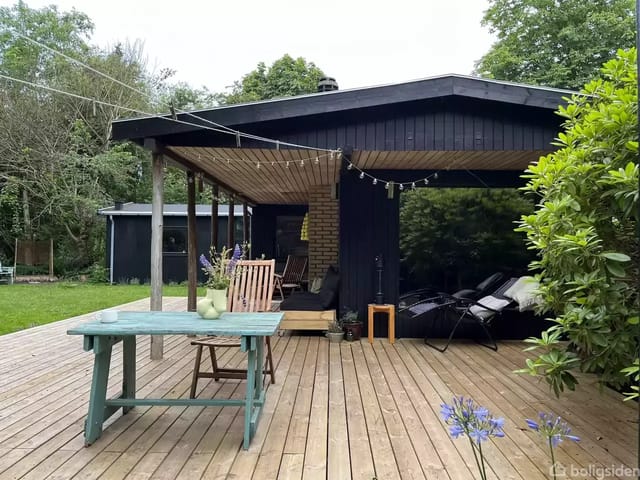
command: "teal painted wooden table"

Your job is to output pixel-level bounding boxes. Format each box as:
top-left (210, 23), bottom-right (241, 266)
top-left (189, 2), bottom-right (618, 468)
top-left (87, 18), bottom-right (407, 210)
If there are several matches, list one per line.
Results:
top-left (67, 311), bottom-right (283, 449)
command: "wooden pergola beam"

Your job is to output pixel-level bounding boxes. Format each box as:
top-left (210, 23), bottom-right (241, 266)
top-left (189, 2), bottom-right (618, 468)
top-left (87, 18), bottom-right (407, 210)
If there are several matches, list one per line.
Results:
top-left (186, 170), bottom-right (197, 312)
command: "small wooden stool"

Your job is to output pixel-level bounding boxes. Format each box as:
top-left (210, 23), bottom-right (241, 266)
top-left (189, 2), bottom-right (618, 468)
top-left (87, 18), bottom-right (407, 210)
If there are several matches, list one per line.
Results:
top-left (368, 304), bottom-right (395, 344)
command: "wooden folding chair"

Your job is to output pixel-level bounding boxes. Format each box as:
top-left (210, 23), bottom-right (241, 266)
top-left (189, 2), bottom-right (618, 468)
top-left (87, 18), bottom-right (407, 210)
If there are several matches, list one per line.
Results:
top-left (189, 259), bottom-right (276, 398)
top-left (274, 255), bottom-right (307, 300)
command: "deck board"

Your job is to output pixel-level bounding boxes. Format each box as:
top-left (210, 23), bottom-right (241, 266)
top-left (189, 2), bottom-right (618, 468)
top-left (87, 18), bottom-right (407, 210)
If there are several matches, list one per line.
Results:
top-left (0, 297), bottom-right (637, 480)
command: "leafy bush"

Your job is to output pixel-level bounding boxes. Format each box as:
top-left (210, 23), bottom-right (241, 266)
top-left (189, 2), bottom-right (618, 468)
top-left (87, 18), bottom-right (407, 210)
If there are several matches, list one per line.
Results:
top-left (516, 49), bottom-right (639, 396)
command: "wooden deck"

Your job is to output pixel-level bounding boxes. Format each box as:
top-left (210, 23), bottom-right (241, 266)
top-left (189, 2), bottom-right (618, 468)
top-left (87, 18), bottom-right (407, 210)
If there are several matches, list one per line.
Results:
top-left (0, 297), bottom-right (637, 480)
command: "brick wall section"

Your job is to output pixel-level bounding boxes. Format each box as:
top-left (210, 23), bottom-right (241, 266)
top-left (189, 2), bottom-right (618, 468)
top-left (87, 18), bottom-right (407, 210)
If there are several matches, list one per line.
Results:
top-left (308, 185), bottom-right (339, 280)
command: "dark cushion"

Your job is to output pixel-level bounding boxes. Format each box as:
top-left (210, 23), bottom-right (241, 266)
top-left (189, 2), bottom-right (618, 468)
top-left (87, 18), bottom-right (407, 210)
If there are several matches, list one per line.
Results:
top-left (280, 292), bottom-right (326, 311)
top-left (318, 265), bottom-right (339, 309)
top-left (279, 265), bottom-right (339, 311)
top-left (475, 272), bottom-right (504, 294)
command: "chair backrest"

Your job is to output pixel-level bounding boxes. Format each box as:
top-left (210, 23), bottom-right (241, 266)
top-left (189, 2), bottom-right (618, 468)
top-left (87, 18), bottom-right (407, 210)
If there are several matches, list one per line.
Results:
top-left (281, 255), bottom-right (307, 283)
top-left (227, 259), bottom-right (276, 312)
top-left (469, 277), bottom-right (519, 321)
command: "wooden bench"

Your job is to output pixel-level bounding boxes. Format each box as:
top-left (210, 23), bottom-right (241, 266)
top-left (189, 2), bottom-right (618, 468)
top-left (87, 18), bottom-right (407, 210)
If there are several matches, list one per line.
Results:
top-left (279, 310), bottom-right (335, 330)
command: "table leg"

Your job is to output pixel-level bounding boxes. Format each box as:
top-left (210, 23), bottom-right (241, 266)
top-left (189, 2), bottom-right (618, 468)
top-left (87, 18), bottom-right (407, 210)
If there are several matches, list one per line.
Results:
top-left (368, 305), bottom-right (374, 344)
top-left (243, 336), bottom-right (257, 450)
top-left (85, 337), bottom-right (112, 446)
top-left (122, 336), bottom-right (136, 414)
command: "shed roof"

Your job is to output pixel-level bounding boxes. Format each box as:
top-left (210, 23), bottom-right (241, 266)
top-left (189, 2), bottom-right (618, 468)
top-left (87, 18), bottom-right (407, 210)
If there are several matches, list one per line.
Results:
top-left (98, 203), bottom-right (247, 217)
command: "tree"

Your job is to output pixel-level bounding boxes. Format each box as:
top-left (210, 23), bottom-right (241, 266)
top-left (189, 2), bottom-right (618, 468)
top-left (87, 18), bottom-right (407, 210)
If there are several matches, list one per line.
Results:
top-left (516, 49), bottom-right (639, 396)
top-left (216, 54), bottom-right (324, 105)
top-left (0, 2), bottom-right (152, 271)
top-left (474, 0), bottom-right (635, 90)
top-left (400, 188), bottom-right (534, 291)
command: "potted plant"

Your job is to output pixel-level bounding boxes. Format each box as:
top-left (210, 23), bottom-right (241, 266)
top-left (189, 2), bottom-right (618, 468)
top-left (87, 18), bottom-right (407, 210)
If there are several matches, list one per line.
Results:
top-left (325, 320), bottom-right (344, 343)
top-left (341, 309), bottom-right (363, 341)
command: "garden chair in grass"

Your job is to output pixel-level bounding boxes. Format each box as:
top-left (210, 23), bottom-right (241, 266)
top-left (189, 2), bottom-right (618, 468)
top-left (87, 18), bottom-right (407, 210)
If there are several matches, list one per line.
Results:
top-left (274, 255), bottom-right (307, 300)
top-left (189, 259), bottom-right (277, 398)
top-left (413, 277), bottom-right (521, 352)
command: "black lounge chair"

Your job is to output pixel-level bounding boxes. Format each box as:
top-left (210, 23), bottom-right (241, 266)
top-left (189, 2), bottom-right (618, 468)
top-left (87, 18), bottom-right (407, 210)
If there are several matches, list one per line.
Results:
top-left (401, 276), bottom-right (519, 352)
top-left (399, 272), bottom-right (504, 309)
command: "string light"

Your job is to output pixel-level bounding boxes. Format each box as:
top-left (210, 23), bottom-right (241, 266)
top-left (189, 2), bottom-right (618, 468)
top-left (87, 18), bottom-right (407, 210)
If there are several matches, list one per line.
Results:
top-left (286, 161), bottom-right (290, 168)
top-left (300, 159), bottom-right (305, 167)
top-left (314, 156), bottom-right (319, 164)
top-left (343, 159), bottom-right (441, 190)
top-left (256, 161), bottom-right (261, 169)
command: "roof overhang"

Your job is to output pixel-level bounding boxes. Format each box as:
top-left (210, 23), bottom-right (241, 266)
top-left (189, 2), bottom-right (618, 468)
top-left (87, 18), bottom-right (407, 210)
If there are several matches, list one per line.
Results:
top-left (111, 74), bottom-right (574, 204)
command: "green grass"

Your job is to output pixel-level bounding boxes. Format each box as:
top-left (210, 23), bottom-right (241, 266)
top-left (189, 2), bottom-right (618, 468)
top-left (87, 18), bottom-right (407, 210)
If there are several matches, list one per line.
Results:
top-left (0, 283), bottom-right (202, 336)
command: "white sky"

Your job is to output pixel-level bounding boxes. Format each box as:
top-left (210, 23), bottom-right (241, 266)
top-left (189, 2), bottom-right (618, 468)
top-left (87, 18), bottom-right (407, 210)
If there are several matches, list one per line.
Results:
top-left (6, 0), bottom-right (496, 93)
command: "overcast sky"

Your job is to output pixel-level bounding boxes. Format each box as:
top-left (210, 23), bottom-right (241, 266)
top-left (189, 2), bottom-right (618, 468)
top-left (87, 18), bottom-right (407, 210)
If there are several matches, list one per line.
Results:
top-left (7, 0), bottom-right (496, 93)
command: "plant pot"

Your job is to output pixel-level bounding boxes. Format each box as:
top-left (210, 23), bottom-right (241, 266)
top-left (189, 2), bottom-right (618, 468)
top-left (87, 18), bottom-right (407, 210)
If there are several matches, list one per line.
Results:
top-left (343, 321), bottom-right (363, 341)
top-left (326, 331), bottom-right (344, 343)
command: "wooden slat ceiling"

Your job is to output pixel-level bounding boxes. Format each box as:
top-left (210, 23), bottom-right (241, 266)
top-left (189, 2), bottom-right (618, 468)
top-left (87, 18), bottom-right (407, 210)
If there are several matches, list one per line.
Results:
top-left (168, 147), bottom-right (550, 204)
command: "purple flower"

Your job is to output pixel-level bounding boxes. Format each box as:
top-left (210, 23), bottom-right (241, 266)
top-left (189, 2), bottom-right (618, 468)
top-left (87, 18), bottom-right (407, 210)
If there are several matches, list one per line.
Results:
top-left (199, 254), bottom-right (212, 269)
top-left (449, 424), bottom-right (464, 438)
top-left (440, 404), bottom-right (455, 421)
top-left (226, 243), bottom-right (243, 274)
top-left (470, 427), bottom-right (489, 444)
top-left (526, 412), bottom-right (580, 446)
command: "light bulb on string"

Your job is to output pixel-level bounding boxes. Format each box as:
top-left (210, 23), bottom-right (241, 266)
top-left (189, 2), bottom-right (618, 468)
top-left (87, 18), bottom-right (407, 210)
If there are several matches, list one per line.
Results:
top-left (411, 182), bottom-right (416, 189)
top-left (434, 172), bottom-right (439, 179)
top-left (359, 172), bottom-right (365, 179)
top-left (385, 182), bottom-right (390, 190)
top-left (373, 178), bottom-right (377, 185)
top-left (256, 161), bottom-right (261, 169)
top-left (347, 162), bottom-right (353, 170)
top-left (330, 151), bottom-right (335, 160)
top-left (337, 150), bottom-right (342, 160)
top-left (314, 156), bottom-right (319, 164)
top-left (424, 178), bottom-right (429, 185)
top-left (399, 183), bottom-right (405, 191)
top-left (271, 161), bottom-right (275, 166)
top-left (300, 159), bottom-right (304, 167)
top-left (286, 161), bottom-right (290, 168)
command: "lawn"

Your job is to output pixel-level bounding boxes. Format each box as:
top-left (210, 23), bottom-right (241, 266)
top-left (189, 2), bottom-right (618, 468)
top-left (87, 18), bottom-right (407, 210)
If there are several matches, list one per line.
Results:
top-left (0, 283), bottom-right (201, 335)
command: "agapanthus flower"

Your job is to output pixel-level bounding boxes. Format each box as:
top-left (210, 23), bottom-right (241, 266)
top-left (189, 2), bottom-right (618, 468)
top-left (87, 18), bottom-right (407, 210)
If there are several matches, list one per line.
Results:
top-left (525, 412), bottom-right (580, 446)
top-left (440, 396), bottom-right (505, 480)
top-left (526, 413), bottom-right (579, 479)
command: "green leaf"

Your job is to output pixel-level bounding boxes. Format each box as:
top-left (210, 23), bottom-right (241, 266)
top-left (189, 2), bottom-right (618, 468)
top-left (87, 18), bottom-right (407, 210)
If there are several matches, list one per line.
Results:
top-left (601, 252), bottom-right (631, 262)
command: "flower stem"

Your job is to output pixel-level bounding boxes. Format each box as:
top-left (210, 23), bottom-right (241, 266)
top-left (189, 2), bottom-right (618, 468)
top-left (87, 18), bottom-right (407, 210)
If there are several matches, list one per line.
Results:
top-left (548, 438), bottom-right (556, 480)
top-left (468, 440), bottom-right (487, 480)
top-left (478, 442), bottom-right (488, 480)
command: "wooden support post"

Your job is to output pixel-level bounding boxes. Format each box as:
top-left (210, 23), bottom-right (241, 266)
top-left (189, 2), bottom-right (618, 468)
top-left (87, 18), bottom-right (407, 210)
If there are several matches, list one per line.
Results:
top-left (187, 171), bottom-right (197, 312)
top-left (150, 149), bottom-right (164, 360)
top-left (242, 201), bottom-right (249, 247)
top-left (227, 195), bottom-right (235, 248)
top-left (211, 184), bottom-right (219, 249)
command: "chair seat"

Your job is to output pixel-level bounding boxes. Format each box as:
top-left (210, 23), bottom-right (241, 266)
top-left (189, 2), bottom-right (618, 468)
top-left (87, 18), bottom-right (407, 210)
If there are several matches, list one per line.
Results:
top-left (191, 336), bottom-right (241, 347)
top-left (281, 282), bottom-right (301, 289)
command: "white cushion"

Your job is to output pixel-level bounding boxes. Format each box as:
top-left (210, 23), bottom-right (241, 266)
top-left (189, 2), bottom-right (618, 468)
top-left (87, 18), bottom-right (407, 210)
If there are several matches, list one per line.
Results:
top-left (503, 276), bottom-right (541, 312)
top-left (469, 295), bottom-right (511, 320)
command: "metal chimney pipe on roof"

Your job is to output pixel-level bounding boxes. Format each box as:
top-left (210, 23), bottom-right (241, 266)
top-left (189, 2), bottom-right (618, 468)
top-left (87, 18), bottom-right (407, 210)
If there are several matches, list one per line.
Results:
top-left (317, 77), bottom-right (339, 92)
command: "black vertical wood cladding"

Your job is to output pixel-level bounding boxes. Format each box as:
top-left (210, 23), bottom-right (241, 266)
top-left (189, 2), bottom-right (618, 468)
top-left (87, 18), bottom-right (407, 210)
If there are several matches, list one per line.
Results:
top-left (110, 215), bottom-right (241, 284)
top-left (339, 170), bottom-right (400, 338)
